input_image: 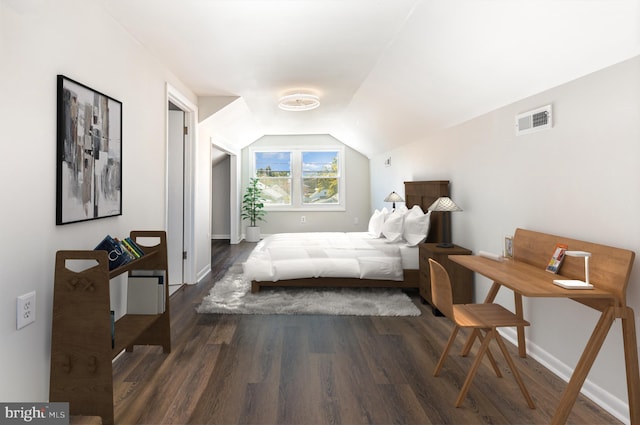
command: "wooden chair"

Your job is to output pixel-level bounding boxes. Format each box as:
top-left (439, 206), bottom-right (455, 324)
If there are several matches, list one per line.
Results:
top-left (429, 258), bottom-right (536, 408)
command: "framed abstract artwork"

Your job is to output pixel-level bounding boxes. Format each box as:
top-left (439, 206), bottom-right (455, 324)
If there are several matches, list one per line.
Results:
top-left (56, 75), bottom-right (122, 225)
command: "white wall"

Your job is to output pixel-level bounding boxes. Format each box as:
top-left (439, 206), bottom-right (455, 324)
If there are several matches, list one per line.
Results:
top-left (242, 134), bottom-right (371, 235)
top-left (192, 111), bottom-right (213, 283)
top-left (199, 100), bottom-right (245, 244)
top-left (370, 55), bottom-right (640, 423)
top-left (0, 0), bottom-right (202, 402)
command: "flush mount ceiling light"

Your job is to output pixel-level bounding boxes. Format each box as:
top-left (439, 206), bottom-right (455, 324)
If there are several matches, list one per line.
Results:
top-left (278, 93), bottom-right (320, 111)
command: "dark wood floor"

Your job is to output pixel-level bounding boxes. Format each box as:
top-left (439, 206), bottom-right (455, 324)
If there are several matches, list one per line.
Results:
top-left (112, 240), bottom-right (621, 424)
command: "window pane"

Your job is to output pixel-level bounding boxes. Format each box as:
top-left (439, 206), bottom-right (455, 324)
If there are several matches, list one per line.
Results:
top-left (303, 177), bottom-right (338, 204)
top-left (302, 151), bottom-right (338, 177)
top-left (261, 177), bottom-right (291, 205)
top-left (255, 152), bottom-right (291, 177)
top-left (255, 152), bottom-right (292, 205)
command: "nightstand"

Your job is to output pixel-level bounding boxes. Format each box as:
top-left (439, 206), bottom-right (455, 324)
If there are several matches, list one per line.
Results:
top-left (419, 243), bottom-right (474, 314)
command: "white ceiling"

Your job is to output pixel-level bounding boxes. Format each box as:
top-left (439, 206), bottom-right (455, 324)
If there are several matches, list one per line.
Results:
top-left (102, 0), bottom-right (640, 157)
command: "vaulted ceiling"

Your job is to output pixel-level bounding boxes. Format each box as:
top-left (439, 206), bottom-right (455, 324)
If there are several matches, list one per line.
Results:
top-left (102, 0), bottom-right (640, 158)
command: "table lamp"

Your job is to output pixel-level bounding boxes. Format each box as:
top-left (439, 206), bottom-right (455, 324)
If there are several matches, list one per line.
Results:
top-left (428, 196), bottom-right (462, 248)
top-left (565, 251), bottom-right (592, 285)
top-left (384, 191), bottom-right (404, 210)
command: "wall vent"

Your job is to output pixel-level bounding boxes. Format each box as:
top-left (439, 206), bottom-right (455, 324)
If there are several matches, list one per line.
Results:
top-left (515, 104), bottom-right (552, 136)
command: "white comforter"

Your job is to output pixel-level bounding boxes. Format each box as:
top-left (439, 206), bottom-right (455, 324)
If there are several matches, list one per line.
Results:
top-left (243, 232), bottom-right (408, 282)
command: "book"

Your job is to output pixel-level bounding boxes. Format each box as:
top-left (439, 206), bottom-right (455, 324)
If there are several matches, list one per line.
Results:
top-left (553, 279), bottom-right (594, 289)
top-left (142, 271), bottom-right (166, 314)
top-left (115, 238), bottom-right (136, 262)
top-left (127, 275), bottom-right (164, 314)
top-left (127, 270), bottom-right (166, 314)
top-left (546, 243), bottom-right (568, 274)
top-left (94, 235), bottom-right (131, 270)
top-left (125, 237), bottom-right (145, 257)
top-left (110, 310), bottom-right (115, 349)
top-left (158, 276), bottom-right (165, 313)
top-left (121, 238), bottom-right (141, 259)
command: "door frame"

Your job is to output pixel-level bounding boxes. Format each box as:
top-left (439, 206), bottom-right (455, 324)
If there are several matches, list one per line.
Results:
top-left (166, 83), bottom-right (197, 284)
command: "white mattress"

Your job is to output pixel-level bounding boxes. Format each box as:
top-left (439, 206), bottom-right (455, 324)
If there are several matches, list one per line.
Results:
top-left (243, 232), bottom-right (418, 282)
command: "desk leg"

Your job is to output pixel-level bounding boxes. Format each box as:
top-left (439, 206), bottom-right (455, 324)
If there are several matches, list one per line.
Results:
top-left (622, 307), bottom-right (640, 425)
top-left (551, 306), bottom-right (616, 425)
top-left (462, 282), bottom-right (502, 357)
top-left (484, 282), bottom-right (501, 303)
top-left (514, 292), bottom-right (527, 358)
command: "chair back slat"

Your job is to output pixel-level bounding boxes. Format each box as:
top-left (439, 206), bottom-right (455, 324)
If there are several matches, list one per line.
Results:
top-left (429, 259), bottom-right (455, 318)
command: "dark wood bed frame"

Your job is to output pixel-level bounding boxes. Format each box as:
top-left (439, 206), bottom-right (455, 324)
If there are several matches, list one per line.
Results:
top-left (250, 180), bottom-right (451, 293)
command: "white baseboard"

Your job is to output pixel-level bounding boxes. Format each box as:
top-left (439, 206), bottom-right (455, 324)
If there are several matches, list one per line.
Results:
top-left (500, 328), bottom-right (630, 425)
top-left (196, 264), bottom-right (211, 284)
top-left (211, 234), bottom-right (231, 239)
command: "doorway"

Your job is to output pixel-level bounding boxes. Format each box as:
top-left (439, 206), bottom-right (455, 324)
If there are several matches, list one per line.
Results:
top-left (211, 147), bottom-right (231, 239)
top-left (166, 84), bottom-right (197, 294)
top-left (167, 104), bottom-right (185, 295)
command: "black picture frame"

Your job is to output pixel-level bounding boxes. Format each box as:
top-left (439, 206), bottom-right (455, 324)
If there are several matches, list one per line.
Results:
top-left (56, 75), bottom-right (122, 225)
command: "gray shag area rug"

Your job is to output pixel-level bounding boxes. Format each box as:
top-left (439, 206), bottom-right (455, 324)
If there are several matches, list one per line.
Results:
top-left (196, 264), bottom-right (421, 316)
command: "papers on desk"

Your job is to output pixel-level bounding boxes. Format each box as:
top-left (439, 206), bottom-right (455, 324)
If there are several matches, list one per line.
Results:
top-left (553, 279), bottom-right (594, 289)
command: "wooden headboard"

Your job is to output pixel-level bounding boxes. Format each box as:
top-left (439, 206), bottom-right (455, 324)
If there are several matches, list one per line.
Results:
top-left (404, 180), bottom-right (450, 243)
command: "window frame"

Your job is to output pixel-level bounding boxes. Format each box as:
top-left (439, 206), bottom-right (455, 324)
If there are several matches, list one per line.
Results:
top-left (250, 146), bottom-right (345, 212)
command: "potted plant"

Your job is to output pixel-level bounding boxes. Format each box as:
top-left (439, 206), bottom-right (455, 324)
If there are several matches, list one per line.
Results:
top-left (242, 177), bottom-right (267, 242)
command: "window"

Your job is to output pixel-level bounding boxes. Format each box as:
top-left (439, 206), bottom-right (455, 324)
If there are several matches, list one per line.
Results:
top-left (252, 147), bottom-right (344, 210)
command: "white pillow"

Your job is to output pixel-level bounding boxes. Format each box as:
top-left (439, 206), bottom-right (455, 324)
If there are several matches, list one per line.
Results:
top-left (367, 209), bottom-right (386, 238)
top-left (394, 205), bottom-right (409, 216)
top-left (381, 207), bottom-right (391, 222)
top-left (403, 205), bottom-right (432, 247)
top-left (382, 209), bottom-right (405, 242)
top-left (405, 204), bottom-right (424, 219)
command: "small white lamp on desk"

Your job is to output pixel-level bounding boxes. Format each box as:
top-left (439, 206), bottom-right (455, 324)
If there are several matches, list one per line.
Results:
top-left (553, 251), bottom-right (593, 289)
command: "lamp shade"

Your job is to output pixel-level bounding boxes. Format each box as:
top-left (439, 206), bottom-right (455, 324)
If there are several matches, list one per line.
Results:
top-left (384, 191), bottom-right (404, 203)
top-left (428, 196), bottom-right (462, 212)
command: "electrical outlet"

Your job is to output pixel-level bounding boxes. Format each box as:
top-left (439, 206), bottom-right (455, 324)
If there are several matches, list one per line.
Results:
top-left (17, 291), bottom-right (36, 330)
top-left (301, 216), bottom-right (306, 223)
top-left (354, 217), bottom-right (359, 225)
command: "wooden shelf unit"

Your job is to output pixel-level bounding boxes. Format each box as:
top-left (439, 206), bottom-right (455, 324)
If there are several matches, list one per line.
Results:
top-left (49, 230), bottom-right (171, 425)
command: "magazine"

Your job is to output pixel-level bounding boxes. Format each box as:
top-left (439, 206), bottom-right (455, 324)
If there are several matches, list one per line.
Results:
top-left (546, 243), bottom-right (568, 274)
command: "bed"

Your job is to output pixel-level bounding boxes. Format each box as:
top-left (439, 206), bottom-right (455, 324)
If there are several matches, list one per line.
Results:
top-left (244, 180), bottom-right (451, 293)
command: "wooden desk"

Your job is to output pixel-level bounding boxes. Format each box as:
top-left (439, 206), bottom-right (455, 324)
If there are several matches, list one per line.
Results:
top-left (449, 229), bottom-right (639, 425)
